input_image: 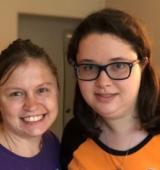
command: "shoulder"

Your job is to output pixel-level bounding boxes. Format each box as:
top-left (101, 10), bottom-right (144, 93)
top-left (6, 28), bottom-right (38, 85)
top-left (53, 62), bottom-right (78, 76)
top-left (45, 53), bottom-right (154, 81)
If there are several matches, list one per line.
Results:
top-left (68, 138), bottom-right (103, 170)
top-left (73, 138), bottom-right (100, 156)
top-left (62, 117), bottom-right (87, 144)
top-left (42, 131), bottom-right (61, 170)
top-left (61, 117), bottom-right (87, 151)
top-left (60, 117), bottom-right (87, 170)
top-left (43, 130), bottom-right (60, 148)
top-left (147, 134), bottom-right (160, 148)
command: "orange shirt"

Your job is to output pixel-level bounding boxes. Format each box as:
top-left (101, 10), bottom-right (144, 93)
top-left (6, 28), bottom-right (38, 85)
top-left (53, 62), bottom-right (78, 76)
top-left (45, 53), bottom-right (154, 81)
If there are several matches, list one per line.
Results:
top-left (69, 135), bottom-right (160, 170)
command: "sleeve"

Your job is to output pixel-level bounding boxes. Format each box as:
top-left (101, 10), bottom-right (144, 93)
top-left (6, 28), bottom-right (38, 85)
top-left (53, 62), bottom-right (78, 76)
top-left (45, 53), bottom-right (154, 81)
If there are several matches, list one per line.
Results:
top-left (60, 117), bottom-right (87, 170)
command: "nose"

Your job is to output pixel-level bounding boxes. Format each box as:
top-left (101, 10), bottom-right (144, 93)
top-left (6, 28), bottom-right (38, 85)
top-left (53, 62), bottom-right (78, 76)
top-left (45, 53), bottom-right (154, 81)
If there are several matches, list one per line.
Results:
top-left (23, 95), bottom-right (39, 111)
top-left (95, 70), bottom-right (112, 87)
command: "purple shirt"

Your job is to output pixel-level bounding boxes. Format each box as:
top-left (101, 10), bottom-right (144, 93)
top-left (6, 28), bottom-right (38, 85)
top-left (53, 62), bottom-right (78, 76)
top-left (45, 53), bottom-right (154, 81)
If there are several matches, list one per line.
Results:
top-left (0, 131), bottom-right (61, 170)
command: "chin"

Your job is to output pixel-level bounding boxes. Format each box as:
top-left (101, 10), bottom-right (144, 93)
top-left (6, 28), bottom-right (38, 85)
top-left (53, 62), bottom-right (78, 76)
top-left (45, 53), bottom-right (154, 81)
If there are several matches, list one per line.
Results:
top-left (96, 109), bottom-right (118, 119)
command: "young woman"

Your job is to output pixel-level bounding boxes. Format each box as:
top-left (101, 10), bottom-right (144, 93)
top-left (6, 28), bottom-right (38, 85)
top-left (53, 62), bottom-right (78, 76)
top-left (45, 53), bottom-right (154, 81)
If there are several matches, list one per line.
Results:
top-left (61, 8), bottom-right (160, 170)
top-left (0, 39), bottom-right (61, 170)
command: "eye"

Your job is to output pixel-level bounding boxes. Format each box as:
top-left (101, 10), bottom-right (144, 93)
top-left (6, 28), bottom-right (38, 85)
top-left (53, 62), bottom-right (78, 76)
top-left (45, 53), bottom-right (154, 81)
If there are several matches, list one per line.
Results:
top-left (37, 87), bottom-right (49, 94)
top-left (80, 64), bottom-right (96, 71)
top-left (10, 91), bottom-right (24, 97)
top-left (111, 62), bottom-right (128, 70)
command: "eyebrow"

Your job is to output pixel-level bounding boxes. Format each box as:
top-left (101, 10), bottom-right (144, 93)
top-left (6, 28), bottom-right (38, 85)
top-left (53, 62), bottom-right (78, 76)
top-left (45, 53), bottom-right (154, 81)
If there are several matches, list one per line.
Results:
top-left (78, 57), bottom-right (131, 64)
top-left (78, 59), bottom-right (94, 64)
top-left (37, 82), bottom-right (56, 88)
top-left (108, 57), bottom-right (131, 62)
top-left (4, 82), bottom-right (56, 90)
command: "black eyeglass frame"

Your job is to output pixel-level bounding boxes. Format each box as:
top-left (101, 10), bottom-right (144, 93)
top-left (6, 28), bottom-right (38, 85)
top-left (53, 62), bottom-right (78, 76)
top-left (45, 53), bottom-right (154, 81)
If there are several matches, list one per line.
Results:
top-left (74, 59), bottom-right (140, 81)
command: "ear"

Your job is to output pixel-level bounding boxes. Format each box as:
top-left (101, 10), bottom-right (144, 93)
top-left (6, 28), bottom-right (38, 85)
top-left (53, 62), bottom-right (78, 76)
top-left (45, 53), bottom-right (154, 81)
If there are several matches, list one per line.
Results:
top-left (141, 57), bottom-right (149, 70)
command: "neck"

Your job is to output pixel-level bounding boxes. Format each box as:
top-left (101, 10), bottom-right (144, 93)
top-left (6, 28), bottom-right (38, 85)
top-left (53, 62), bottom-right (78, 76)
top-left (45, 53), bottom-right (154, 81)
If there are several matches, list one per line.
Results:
top-left (0, 125), bottom-right (42, 157)
top-left (98, 115), bottom-right (148, 150)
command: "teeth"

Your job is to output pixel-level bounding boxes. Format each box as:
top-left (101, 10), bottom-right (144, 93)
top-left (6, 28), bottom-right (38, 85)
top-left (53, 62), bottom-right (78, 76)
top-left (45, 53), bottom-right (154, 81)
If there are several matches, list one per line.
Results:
top-left (23, 115), bottom-right (44, 122)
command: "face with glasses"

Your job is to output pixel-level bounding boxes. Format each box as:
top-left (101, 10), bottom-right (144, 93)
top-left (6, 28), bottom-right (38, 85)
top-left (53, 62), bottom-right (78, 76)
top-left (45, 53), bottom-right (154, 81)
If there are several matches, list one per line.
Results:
top-left (76, 33), bottom-right (143, 120)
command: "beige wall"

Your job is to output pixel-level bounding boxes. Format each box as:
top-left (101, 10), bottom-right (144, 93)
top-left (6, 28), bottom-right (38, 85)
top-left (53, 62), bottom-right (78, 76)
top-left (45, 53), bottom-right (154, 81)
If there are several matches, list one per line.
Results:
top-left (0, 0), bottom-right (105, 50)
top-left (105, 0), bottom-right (160, 67)
top-left (2, 0), bottom-right (159, 65)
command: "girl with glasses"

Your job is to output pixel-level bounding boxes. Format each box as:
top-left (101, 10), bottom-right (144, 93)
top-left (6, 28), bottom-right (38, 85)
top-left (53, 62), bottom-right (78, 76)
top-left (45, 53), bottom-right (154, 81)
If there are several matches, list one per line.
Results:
top-left (61, 8), bottom-right (160, 170)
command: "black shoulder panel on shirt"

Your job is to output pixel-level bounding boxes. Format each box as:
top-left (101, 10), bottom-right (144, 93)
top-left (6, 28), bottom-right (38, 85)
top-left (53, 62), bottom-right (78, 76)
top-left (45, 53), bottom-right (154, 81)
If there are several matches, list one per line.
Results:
top-left (60, 117), bottom-right (87, 170)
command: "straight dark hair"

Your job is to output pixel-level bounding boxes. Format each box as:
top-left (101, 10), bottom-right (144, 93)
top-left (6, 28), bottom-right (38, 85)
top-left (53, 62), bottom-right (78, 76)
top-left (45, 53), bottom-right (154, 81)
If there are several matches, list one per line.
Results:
top-left (67, 8), bottom-right (160, 137)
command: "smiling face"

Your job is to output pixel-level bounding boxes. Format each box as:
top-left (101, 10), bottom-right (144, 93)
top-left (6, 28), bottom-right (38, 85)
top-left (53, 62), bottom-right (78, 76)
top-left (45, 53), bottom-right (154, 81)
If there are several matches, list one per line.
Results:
top-left (77, 33), bottom-right (142, 121)
top-left (0, 58), bottom-right (58, 138)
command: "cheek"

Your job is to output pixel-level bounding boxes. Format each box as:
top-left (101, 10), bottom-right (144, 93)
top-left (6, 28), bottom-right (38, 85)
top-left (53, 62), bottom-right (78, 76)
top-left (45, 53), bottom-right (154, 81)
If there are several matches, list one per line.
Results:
top-left (131, 69), bottom-right (142, 90)
top-left (47, 98), bottom-right (59, 122)
top-left (119, 70), bottom-right (142, 97)
top-left (78, 81), bottom-right (93, 101)
top-left (0, 106), bottom-right (16, 120)
top-left (46, 95), bottom-right (59, 111)
top-left (0, 100), bottom-right (19, 115)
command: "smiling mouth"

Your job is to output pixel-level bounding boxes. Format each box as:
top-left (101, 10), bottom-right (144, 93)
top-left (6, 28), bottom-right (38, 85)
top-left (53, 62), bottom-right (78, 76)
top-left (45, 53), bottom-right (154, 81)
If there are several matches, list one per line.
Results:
top-left (21, 114), bottom-right (46, 122)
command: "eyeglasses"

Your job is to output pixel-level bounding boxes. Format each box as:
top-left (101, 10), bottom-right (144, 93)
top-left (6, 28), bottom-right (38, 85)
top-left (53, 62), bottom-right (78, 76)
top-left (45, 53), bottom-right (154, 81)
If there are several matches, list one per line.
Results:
top-left (74, 60), bottom-right (140, 81)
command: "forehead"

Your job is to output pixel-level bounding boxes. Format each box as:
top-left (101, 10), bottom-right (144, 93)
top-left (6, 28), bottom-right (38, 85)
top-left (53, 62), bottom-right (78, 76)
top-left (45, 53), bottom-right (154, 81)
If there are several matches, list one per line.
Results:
top-left (77, 33), bottom-right (137, 63)
top-left (0, 58), bottom-right (56, 86)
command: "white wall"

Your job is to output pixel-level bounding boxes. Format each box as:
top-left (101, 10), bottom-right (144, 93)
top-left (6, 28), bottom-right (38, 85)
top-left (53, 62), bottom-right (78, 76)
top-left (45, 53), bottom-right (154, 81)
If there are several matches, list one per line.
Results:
top-left (0, 0), bottom-right (106, 50)
top-left (105, 0), bottom-right (160, 67)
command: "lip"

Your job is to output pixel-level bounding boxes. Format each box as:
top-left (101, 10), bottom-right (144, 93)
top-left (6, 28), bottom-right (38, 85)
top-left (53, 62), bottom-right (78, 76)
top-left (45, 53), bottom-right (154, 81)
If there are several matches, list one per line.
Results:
top-left (94, 92), bottom-right (118, 102)
top-left (20, 113), bottom-right (47, 123)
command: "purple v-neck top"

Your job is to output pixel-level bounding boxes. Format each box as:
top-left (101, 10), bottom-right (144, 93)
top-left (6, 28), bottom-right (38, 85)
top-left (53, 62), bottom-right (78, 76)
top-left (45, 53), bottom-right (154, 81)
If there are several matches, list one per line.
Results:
top-left (0, 130), bottom-right (61, 170)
